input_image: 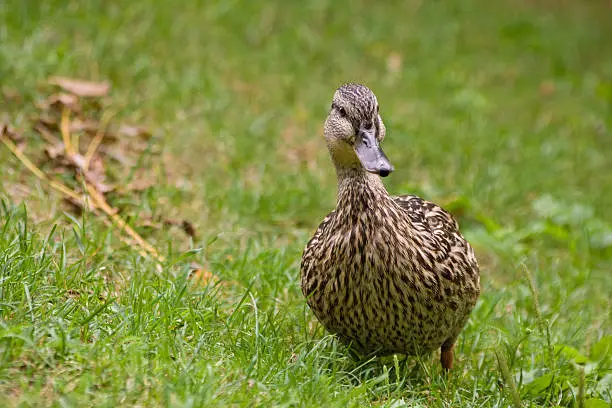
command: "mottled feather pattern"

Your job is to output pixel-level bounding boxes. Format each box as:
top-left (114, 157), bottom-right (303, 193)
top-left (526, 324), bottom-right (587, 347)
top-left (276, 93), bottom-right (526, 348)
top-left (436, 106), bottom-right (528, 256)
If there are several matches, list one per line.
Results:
top-left (301, 171), bottom-right (480, 357)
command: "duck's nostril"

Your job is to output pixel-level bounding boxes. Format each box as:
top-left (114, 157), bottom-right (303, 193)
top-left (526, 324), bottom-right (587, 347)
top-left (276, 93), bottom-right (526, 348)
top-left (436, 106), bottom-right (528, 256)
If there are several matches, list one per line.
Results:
top-left (379, 169), bottom-right (390, 177)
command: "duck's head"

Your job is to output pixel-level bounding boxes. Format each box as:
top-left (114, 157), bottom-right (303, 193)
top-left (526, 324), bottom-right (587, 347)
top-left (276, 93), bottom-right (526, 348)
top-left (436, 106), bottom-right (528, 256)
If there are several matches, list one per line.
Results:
top-left (324, 83), bottom-right (394, 177)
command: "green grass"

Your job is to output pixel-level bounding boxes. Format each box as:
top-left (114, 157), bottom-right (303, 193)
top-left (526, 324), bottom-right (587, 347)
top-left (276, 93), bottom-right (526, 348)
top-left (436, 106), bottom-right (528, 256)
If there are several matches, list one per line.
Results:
top-left (1, 0), bottom-right (612, 406)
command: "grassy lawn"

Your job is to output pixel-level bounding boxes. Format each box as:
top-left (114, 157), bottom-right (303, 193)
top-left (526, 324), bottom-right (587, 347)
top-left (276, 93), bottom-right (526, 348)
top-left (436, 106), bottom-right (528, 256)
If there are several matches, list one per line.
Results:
top-left (1, 0), bottom-right (611, 406)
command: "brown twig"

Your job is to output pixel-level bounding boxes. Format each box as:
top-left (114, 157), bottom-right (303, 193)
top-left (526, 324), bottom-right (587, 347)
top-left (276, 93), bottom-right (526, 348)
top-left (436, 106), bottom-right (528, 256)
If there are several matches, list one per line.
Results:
top-left (84, 109), bottom-right (115, 169)
top-left (60, 108), bottom-right (74, 156)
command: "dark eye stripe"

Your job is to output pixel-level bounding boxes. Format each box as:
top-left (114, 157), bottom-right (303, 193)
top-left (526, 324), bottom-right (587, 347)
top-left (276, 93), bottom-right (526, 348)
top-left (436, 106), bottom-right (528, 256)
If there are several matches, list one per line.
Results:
top-left (331, 102), bottom-right (347, 117)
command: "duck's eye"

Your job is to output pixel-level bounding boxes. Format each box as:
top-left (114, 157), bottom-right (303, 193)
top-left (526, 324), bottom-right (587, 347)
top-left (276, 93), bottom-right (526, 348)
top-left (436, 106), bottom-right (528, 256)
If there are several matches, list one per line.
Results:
top-left (331, 103), bottom-right (347, 118)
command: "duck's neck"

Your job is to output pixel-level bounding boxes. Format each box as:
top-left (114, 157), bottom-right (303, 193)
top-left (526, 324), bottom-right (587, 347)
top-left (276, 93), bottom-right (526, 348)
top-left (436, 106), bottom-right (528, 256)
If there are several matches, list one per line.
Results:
top-left (335, 166), bottom-right (390, 211)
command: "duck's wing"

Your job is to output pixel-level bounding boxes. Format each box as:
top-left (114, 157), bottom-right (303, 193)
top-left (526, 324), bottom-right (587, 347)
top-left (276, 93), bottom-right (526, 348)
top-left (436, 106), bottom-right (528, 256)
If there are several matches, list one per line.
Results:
top-left (394, 195), bottom-right (458, 241)
top-left (302, 211), bottom-right (336, 258)
top-left (393, 195), bottom-right (478, 272)
top-left (300, 211), bottom-right (336, 296)
top-left (395, 195), bottom-right (480, 352)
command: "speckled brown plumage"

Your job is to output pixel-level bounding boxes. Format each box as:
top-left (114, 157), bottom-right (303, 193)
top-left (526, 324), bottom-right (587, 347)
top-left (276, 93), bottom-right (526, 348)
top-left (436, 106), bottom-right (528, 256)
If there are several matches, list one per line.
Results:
top-left (300, 83), bottom-right (480, 369)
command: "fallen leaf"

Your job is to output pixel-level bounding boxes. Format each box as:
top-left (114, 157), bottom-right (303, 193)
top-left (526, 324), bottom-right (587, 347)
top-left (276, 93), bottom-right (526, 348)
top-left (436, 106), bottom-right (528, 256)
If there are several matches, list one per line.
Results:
top-left (117, 124), bottom-right (152, 139)
top-left (181, 220), bottom-right (197, 239)
top-left (188, 264), bottom-right (219, 287)
top-left (138, 215), bottom-right (161, 229)
top-left (45, 141), bottom-right (115, 194)
top-left (164, 218), bottom-right (198, 239)
top-left (47, 93), bottom-right (81, 113)
top-left (69, 117), bottom-right (99, 134)
top-left (1, 122), bottom-right (26, 151)
top-left (1, 122), bottom-right (22, 142)
top-left (37, 114), bottom-right (59, 131)
top-left (124, 177), bottom-right (156, 192)
top-left (99, 145), bottom-right (136, 166)
top-left (35, 123), bottom-right (61, 144)
top-left (5, 74), bottom-right (196, 266)
top-left (44, 142), bottom-right (65, 159)
top-left (81, 154), bottom-right (115, 193)
top-left (48, 76), bottom-right (110, 97)
top-left (62, 196), bottom-right (85, 215)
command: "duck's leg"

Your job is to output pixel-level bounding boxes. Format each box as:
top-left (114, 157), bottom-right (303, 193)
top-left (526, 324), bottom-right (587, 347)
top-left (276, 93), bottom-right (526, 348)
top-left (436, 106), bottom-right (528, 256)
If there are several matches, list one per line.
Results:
top-left (440, 342), bottom-right (454, 370)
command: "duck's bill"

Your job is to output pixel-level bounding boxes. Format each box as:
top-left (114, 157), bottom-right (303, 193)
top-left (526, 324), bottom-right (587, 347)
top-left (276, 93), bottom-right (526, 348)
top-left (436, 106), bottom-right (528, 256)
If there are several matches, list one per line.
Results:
top-left (354, 128), bottom-right (394, 177)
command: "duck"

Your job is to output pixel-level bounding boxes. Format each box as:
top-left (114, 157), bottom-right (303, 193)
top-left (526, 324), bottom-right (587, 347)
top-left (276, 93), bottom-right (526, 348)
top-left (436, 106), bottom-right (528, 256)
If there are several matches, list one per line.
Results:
top-left (300, 83), bottom-right (480, 370)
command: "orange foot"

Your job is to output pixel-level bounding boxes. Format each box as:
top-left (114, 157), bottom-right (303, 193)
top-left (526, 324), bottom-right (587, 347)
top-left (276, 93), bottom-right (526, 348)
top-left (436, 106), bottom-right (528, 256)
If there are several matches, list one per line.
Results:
top-left (440, 344), bottom-right (454, 370)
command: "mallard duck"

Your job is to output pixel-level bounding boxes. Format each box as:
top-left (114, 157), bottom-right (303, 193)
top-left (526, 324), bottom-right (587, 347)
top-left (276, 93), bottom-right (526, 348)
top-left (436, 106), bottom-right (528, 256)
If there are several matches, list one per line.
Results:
top-left (300, 83), bottom-right (480, 370)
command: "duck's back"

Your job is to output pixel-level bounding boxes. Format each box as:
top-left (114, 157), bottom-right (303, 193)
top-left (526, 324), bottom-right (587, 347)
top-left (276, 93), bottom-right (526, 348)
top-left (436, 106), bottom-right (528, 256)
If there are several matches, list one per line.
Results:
top-left (300, 193), bottom-right (480, 356)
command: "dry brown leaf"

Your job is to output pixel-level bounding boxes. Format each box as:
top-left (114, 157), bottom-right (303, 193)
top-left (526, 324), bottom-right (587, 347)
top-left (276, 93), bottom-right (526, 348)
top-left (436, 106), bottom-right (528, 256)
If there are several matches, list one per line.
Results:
top-left (47, 93), bottom-right (81, 113)
top-left (3, 94), bottom-right (166, 263)
top-left (35, 123), bottom-right (61, 144)
top-left (1, 122), bottom-right (26, 151)
top-left (99, 145), bottom-right (135, 166)
top-left (37, 114), bottom-right (59, 131)
top-left (48, 76), bottom-right (110, 97)
top-left (62, 196), bottom-right (85, 215)
top-left (1, 122), bottom-right (22, 143)
top-left (139, 216), bottom-right (161, 229)
top-left (181, 220), bottom-right (197, 239)
top-left (164, 218), bottom-right (198, 239)
top-left (44, 142), bottom-right (115, 194)
top-left (191, 269), bottom-right (214, 284)
top-left (117, 124), bottom-right (152, 139)
top-left (81, 154), bottom-right (115, 193)
top-left (3, 74), bottom-right (193, 265)
top-left (70, 117), bottom-right (99, 134)
top-left (44, 142), bottom-right (65, 159)
top-left (124, 177), bottom-right (156, 192)
top-left (35, 100), bottom-right (51, 112)
top-left (188, 263), bottom-right (219, 287)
